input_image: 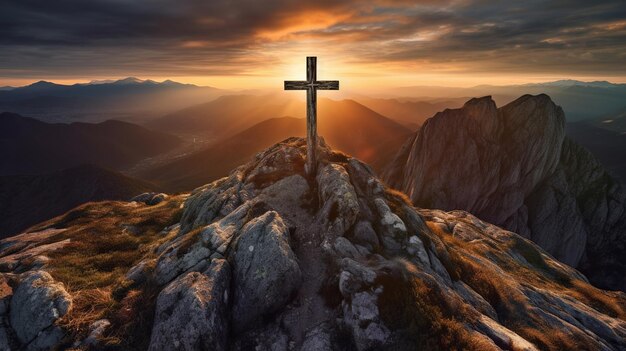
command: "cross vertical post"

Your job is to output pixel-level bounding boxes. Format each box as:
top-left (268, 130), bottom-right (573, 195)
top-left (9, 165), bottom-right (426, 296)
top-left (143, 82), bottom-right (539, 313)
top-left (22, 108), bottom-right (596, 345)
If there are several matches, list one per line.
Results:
top-left (284, 57), bottom-right (339, 176)
top-left (306, 57), bottom-right (317, 177)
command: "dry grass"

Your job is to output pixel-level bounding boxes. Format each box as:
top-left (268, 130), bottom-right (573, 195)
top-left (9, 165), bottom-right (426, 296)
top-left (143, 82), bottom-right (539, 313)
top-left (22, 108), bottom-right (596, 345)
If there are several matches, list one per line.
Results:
top-left (58, 287), bottom-right (115, 335)
top-left (375, 260), bottom-right (498, 351)
top-left (385, 188), bottom-right (413, 208)
top-left (44, 198), bottom-right (182, 290)
top-left (567, 279), bottom-right (626, 319)
top-left (103, 280), bottom-right (162, 350)
top-left (30, 197), bottom-right (184, 347)
top-left (515, 322), bottom-right (598, 351)
top-left (425, 217), bottom-right (626, 351)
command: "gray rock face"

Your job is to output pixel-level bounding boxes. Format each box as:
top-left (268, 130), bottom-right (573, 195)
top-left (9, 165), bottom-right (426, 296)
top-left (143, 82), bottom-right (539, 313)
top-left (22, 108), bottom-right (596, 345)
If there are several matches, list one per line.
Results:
top-left (0, 322), bottom-right (12, 351)
top-left (149, 259), bottom-right (231, 351)
top-left (154, 234), bottom-right (212, 286)
top-left (352, 221), bottom-right (380, 251)
top-left (9, 271), bottom-right (71, 345)
top-left (317, 164), bottom-right (360, 237)
top-left (230, 211), bottom-right (302, 333)
top-left (300, 322), bottom-right (335, 351)
top-left (384, 94), bottom-right (626, 291)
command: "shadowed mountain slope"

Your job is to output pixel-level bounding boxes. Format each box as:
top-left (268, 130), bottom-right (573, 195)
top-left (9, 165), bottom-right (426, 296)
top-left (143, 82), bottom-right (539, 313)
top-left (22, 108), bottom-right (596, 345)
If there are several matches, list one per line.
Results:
top-left (0, 112), bottom-right (181, 175)
top-left (139, 117), bottom-right (306, 191)
top-left (0, 165), bottom-right (157, 238)
top-left (566, 122), bottom-right (626, 184)
top-left (148, 94), bottom-right (302, 139)
top-left (385, 94), bottom-right (626, 291)
top-left (0, 138), bottom-right (624, 350)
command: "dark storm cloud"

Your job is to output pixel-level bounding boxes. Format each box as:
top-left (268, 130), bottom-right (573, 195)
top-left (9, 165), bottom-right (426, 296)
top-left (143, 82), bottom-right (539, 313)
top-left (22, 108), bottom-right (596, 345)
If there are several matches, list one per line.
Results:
top-left (0, 0), bottom-right (625, 79)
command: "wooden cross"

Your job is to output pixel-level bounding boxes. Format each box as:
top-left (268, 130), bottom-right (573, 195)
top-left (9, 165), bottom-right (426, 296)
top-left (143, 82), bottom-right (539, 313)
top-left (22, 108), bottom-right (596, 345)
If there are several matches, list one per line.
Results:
top-left (284, 57), bottom-right (339, 175)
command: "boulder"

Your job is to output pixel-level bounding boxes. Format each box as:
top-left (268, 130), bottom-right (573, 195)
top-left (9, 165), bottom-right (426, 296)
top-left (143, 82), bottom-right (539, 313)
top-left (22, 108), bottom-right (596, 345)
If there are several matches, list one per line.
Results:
top-left (24, 326), bottom-right (65, 351)
top-left (230, 211), bottom-right (302, 333)
top-left (231, 321), bottom-right (290, 351)
top-left (317, 164), bottom-right (360, 237)
top-left (149, 259), bottom-right (231, 351)
top-left (333, 237), bottom-right (361, 259)
top-left (82, 319), bottom-right (111, 347)
top-left (154, 236), bottom-right (212, 286)
top-left (342, 291), bottom-right (390, 350)
top-left (9, 271), bottom-right (71, 346)
top-left (131, 192), bottom-right (169, 205)
top-left (300, 322), bottom-right (335, 351)
top-left (352, 221), bottom-right (380, 251)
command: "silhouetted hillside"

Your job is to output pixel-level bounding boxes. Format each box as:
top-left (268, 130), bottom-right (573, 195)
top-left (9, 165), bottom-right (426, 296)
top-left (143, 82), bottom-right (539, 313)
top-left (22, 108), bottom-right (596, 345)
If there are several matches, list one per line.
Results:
top-left (0, 112), bottom-right (181, 175)
top-left (0, 165), bottom-right (157, 238)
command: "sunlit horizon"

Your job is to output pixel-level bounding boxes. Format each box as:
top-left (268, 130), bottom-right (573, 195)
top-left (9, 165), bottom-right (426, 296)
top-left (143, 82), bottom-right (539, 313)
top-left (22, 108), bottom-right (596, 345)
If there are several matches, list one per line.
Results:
top-left (3, 72), bottom-right (626, 92)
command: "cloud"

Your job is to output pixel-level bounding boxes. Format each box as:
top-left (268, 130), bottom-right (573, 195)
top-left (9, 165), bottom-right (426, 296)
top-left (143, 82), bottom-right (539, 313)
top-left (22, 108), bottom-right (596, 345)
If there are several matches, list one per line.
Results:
top-left (0, 0), bottom-right (625, 81)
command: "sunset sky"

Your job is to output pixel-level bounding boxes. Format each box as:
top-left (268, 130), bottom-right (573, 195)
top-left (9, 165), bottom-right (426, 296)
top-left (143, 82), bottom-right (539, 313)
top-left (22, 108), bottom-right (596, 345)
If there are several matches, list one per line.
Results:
top-left (1, 0), bottom-right (625, 90)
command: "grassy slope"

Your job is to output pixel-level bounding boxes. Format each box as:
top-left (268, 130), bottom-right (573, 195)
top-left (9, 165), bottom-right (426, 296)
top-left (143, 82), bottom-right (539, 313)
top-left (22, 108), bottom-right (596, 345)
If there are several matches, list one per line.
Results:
top-left (24, 197), bottom-right (184, 349)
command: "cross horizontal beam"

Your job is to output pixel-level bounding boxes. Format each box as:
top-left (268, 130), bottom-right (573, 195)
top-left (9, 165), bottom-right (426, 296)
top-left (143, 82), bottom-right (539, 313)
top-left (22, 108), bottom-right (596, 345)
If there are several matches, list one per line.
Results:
top-left (284, 80), bottom-right (339, 90)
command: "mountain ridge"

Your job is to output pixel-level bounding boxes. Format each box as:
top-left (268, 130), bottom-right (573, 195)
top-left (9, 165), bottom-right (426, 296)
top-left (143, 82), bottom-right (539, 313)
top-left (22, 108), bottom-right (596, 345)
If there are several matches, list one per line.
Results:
top-left (0, 164), bottom-right (158, 238)
top-left (0, 112), bottom-right (181, 176)
top-left (0, 79), bottom-right (224, 123)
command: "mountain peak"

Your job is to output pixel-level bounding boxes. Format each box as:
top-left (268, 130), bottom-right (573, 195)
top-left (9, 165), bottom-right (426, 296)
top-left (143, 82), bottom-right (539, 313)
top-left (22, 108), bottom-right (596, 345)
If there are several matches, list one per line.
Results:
top-left (26, 80), bottom-right (57, 89)
top-left (385, 93), bottom-right (625, 292)
top-left (2, 137), bottom-right (625, 350)
top-left (113, 77), bottom-right (144, 84)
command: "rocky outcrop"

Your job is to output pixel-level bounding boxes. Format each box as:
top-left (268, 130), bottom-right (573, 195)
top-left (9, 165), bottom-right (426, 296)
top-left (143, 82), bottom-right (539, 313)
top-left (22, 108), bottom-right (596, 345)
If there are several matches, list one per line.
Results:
top-left (149, 259), bottom-right (231, 351)
top-left (230, 211), bottom-right (301, 333)
top-left (385, 94), bottom-right (626, 291)
top-left (317, 163), bottom-right (360, 237)
top-left (147, 137), bottom-right (625, 350)
top-left (9, 271), bottom-right (71, 348)
top-left (1, 137), bottom-right (625, 350)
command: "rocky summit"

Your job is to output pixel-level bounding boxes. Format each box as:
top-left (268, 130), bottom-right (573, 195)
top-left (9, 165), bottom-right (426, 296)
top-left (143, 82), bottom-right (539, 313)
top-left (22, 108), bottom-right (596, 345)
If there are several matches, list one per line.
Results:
top-left (0, 138), bottom-right (625, 350)
top-left (384, 94), bottom-right (626, 292)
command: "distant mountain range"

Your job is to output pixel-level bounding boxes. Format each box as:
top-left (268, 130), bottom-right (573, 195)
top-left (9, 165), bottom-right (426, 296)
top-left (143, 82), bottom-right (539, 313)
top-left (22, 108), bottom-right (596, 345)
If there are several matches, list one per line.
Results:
top-left (0, 77), bottom-right (224, 123)
top-left (0, 112), bottom-right (181, 175)
top-left (3, 77), bottom-right (625, 125)
top-left (0, 164), bottom-right (157, 238)
top-left (379, 80), bottom-right (626, 122)
top-left (351, 96), bottom-right (466, 129)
